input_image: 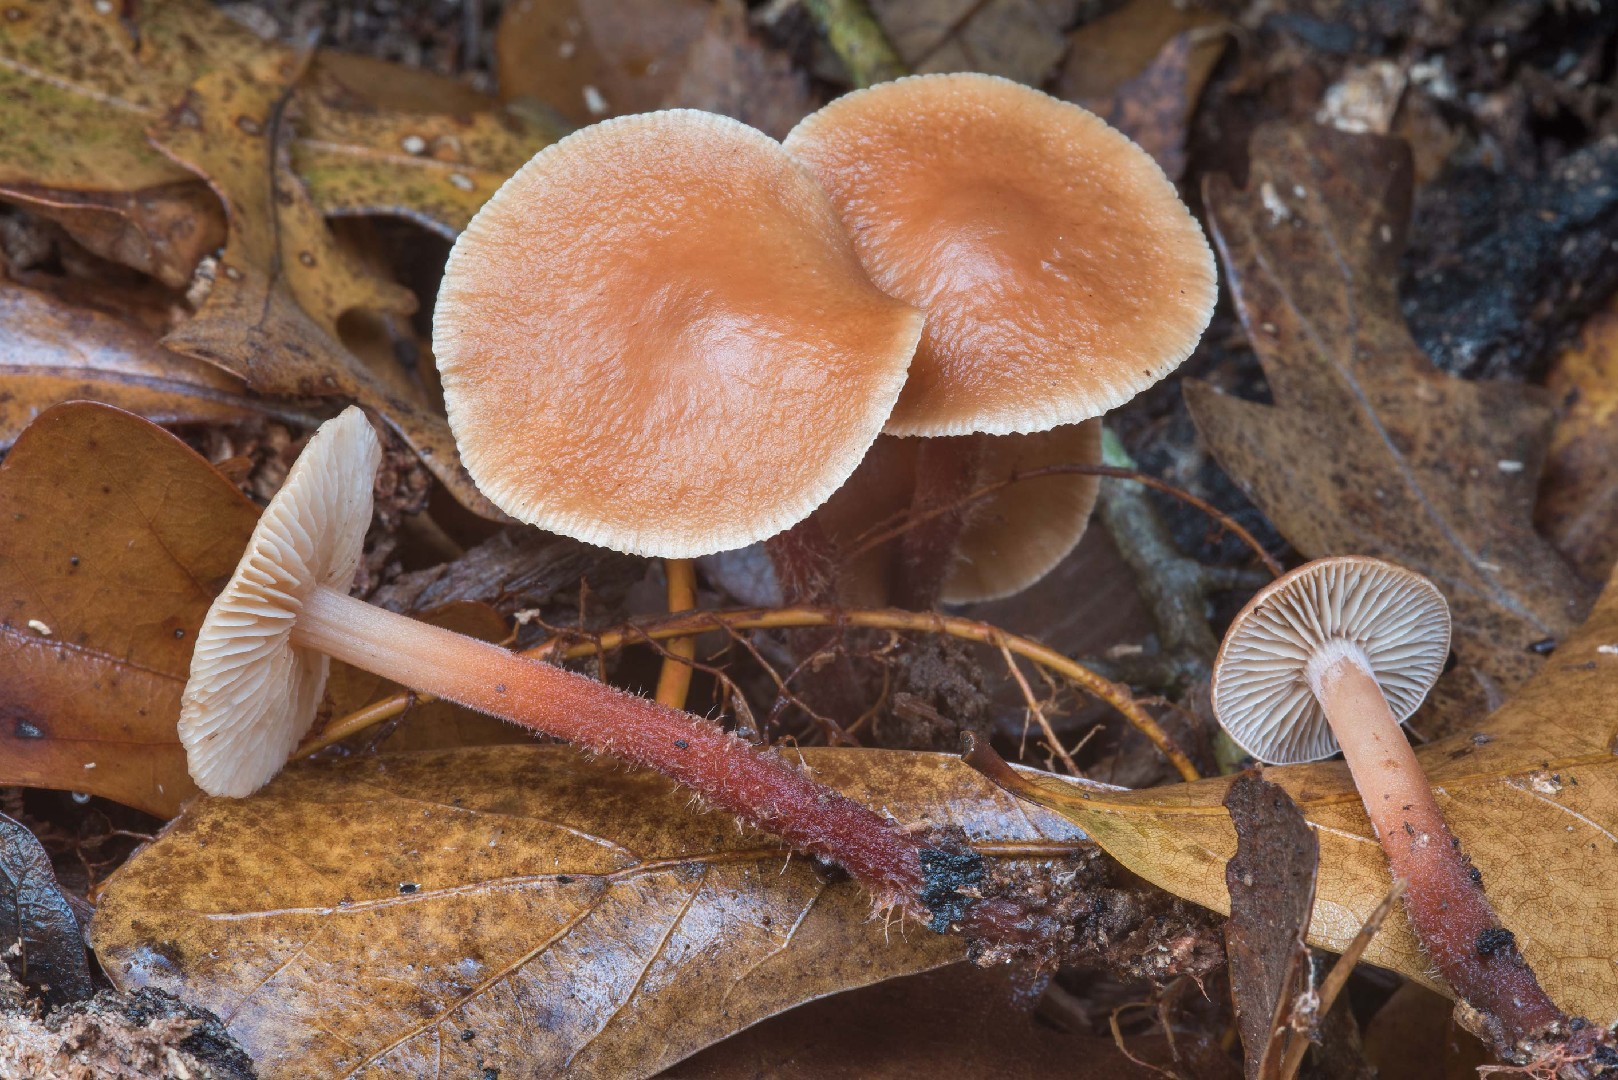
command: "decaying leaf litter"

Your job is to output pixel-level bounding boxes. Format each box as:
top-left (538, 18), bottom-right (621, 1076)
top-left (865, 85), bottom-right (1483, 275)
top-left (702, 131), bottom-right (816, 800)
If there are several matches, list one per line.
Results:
top-left (2, 0), bottom-right (1617, 1077)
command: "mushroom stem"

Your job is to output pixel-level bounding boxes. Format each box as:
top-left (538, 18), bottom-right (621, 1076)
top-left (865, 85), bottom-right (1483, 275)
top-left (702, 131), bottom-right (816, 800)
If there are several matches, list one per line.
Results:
top-left (654, 558), bottom-right (698, 709)
top-left (292, 584), bottom-right (933, 914)
top-left (894, 435), bottom-right (983, 609)
top-left (1308, 642), bottom-right (1567, 1045)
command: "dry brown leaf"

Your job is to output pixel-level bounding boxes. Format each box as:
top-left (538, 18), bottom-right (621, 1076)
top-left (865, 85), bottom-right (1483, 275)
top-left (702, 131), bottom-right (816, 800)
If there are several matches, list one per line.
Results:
top-left (495, 0), bottom-right (711, 125)
top-left (0, 1), bottom-right (544, 259)
top-left (660, 963), bottom-right (1165, 1078)
top-left (1538, 297), bottom-right (1618, 584)
top-left (1185, 124), bottom-right (1593, 732)
top-left (149, 46), bottom-right (499, 519)
top-left (0, 283), bottom-right (300, 451)
top-left (869, 0), bottom-right (1080, 86)
top-left (0, 402), bottom-right (259, 817)
top-left (660, 0), bottom-right (816, 140)
top-left (984, 554), bottom-right (1618, 1023)
top-left (1360, 982), bottom-right (1491, 1080)
top-left (1058, 0), bottom-right (1229, 180)
top-left (1, 181), bottom-right (226, 290)
top-left (90, 747), bottom-right (1087, 1079)
top-left (1, 811), bottom-right (93, 1009)
top-left (1223, 774), bottom-right (1316, 1079)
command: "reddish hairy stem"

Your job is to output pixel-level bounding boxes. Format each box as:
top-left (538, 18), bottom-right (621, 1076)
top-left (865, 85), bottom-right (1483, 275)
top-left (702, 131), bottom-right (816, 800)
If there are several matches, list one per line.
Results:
top-left (893, 435), bottom-right (983, 610)
top-left (294, 586), bottom-right (932, 915)
top-left (1314, 651), bottom-right (1567, 1045)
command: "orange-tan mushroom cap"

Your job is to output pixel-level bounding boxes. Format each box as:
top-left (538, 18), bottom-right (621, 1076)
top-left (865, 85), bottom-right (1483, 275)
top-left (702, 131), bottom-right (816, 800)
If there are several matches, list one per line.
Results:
top-left (815, 421), bottom-right (1102, 605)
top-left (784, 73), bottom-right (1217, 437)
top-left (178, 407), bottom-right (380, 797)
top-left (433, 110), bottom-right (924, 559)
top-left (1211, 556), bottom-right (1451, 765)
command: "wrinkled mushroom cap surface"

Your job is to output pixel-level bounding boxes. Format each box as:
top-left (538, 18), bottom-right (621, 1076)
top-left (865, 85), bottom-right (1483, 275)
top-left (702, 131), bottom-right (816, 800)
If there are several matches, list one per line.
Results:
top-left (784, 73), bottom-right (1217, 437)
top-left (433, 110), bottom-right (923, 559)
top-left (815, 421), bottom-right (1102, 605)
top-left (178, 407), bottom-right (379, 797)
top-left (1212, 556), bottom-right (1451, 765)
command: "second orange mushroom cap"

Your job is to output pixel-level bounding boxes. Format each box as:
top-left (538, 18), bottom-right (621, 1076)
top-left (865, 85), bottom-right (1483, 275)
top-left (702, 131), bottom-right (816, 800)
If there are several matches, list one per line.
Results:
top-left (433, 110), bottom-right (924, 558)
top-left (784, 73), bottom-right (1219, 437)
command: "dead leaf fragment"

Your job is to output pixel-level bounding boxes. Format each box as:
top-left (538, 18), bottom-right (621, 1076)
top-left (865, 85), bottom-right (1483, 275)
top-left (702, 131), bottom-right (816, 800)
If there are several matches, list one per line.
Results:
top-left (1223, 773), bottom-right (1317, 1079)
top-left (0, 283), bottom-right (292, 451)
top-left (149, 45), bottom-right (499, 519)
top-left (870, 0), bottom-right (1080, 86)
top-left (662, 963), bottom-right (1162, 1078)
top-left (977, 553), bottom-right (1618, 1024)
top-left (1538, 299), bottom-right (1618, 583)
top-left (1, 812), bottom-right (93, 1010)
top-left (0, 403), bottom-right (257, 816)
top-left (661, 0), bottom-right (816, 139)
top-left (495, 0), bottom-right (711, 125)
top-left (1185, 124), bottom-right (1593, 733)
top-left (91, 747), bottom-right (1088, 1079)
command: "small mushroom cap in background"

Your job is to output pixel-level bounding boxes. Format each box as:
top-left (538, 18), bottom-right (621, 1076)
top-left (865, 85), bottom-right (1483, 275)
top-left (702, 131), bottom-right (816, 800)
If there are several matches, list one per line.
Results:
top-left (178, 407), bottom-right (380, 797)
top-left (784, 73), bottom-right (1217, 437)
top-left (433, 110), bottom-right (924, 559)
top-left (813, 421), bottom-right (1102, 605)
top-left (1212, 556), bottom-right (1451, 765)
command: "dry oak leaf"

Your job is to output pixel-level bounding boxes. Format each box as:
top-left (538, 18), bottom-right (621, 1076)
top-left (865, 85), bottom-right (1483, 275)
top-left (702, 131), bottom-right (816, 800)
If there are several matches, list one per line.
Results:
top-left (0, 283), bottom-right (305, 452)
top-left (90, 746), bottom-right (1088, 1079)
top-left (868, 0), bottom-right (1080, 86)
top-left (0, 0), bottom-right (542, 243)
top-left (990, 553), bottom-right (1618, 1024)
top-left (149, 45), bottom-right (500, 519)
top-left (1185, 124), bottom-right (1593, 733)
top-left (0, 402), bottom-right (259, 817)
top-left (1537, 295), bottom-right (1618, 584)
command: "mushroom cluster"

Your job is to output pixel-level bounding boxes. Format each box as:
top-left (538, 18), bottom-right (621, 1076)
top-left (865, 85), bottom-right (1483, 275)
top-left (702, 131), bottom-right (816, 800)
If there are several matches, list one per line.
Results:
top-left (180, 79), bottom-right (1218, 944)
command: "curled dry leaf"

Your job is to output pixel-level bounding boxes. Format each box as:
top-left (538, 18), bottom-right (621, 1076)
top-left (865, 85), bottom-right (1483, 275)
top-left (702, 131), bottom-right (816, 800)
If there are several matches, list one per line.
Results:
top-left (149, 44), bottom-right (499, 519)
top-left (0, 812), bottom-right (93, 1010)
top-left (90, 747), bottom-right (1089, 1079)
top-left (1185, 124), bottom-right (1593, 733)
top-left (1537, 297), bottom-right (1618, 583)
top-left (0, 402), bottom-right (258, 817)
top-left (0, 283), bottom-right (300, 452)
top-left (979, 555), bottom-right (1618, 1024)
top-left (1223, 773), bottom-right (1317, 1079)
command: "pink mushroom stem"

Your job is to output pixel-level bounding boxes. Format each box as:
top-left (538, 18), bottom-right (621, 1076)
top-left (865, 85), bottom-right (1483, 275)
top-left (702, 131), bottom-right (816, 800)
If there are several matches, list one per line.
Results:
top-left (293, 585), bottom-right (933, 914)
top-left (1308, 643), bottom-right (1566, 1043)
top-left (893, 435), bottom-right (984, 609)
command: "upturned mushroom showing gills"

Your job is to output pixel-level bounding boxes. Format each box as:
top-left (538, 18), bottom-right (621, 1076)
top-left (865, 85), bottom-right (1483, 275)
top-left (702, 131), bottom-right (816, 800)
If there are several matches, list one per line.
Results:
top-left (782, 73), bottom-right (1216, 607)
top-left (179, 409), bottom-right (969, 925)
top-left (1212, 556), bottom-right (1568, 1048)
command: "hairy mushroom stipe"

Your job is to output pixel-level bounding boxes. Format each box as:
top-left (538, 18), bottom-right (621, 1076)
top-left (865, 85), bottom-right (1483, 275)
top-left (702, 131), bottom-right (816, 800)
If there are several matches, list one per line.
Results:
top-left (1212, 557), bottom-right (1571, 1050)
top-left (179, 409), bottom-right (1006, 931)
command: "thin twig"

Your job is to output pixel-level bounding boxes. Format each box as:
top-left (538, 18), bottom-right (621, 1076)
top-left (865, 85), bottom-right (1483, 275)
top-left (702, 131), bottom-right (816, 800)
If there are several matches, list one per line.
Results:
top-left (993, 630), bottom-right (1079, 775)
top-left (299, 605), bottom-right (1200, 781)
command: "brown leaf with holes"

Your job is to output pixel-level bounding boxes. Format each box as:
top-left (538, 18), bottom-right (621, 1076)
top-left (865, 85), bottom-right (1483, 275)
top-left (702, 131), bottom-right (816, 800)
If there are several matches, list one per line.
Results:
top-left (1223, 773), bottom-right (1317, 1079)
top-left (1537, 297), bottom-right (1618, 584)
top-left (148, 45), bottom-right (499, 519)
top-left (661, 963), bottom-right (1163, 1078)
top-left (0, 283), bottom-right (304, 452)
top-left (978, 554), bottom-right (1618, 1024)
top-left (0, 402), bottom-right (260, 817)
top-left (1185, 125), bottom-right (1593, 733)
top-left (89, 746), bottom-right (1088, 1079)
